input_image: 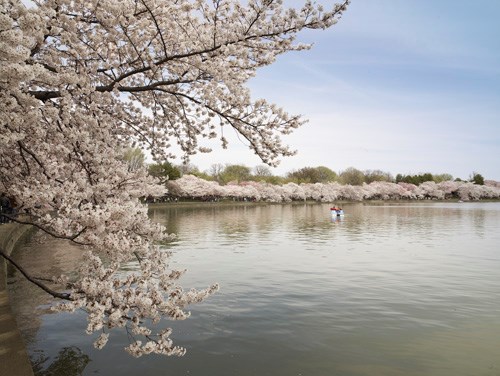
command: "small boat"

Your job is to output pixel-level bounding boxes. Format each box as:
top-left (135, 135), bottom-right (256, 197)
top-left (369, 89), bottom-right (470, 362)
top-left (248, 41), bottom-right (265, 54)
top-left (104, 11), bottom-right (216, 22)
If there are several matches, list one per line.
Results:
top-left (330, 207), bottom-right (344, 216)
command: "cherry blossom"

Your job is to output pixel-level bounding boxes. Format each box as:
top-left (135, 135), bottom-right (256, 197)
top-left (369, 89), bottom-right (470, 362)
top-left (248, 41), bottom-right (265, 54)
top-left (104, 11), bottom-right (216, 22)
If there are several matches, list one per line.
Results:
top-left (166, 175), bottom-right (500, 202)
top-left (0, 0), bottom-right (350, 356)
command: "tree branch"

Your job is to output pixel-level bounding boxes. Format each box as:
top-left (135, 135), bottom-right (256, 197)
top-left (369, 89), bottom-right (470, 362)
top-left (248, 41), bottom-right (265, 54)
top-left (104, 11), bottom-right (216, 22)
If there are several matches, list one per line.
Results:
top-left (2, 215), bottom-right (90, 246)
top-left (27, 1), bottom-right (348, 103)
top-left (0, 247), bottom-right (72, 300)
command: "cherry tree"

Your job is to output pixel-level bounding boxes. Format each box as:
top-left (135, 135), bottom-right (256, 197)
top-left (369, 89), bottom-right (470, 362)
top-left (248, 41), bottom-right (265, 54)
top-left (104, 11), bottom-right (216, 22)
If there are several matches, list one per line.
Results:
top-left (338, 183), bottom-right (365, 201)
top-left (282, 182), bottom-right (306, 201)
top-left (154, 174), bottom-right (500, 203)
top-left (258, 182), bottom-right (284, 202)
top-left (167, 174), bottom-right (222, 199)
top-left (414, 181), bottom-right (445, 200)
top-left (397, 182), bottom-right (418, 199)
top-left (223, 181), bottom-right (259, 200)
top-left (437, 180), bottom-right (461, 199)
top-left (160, 174), bottom-right (500, 202)
top-left (0, 0), bottom-right (349, 357)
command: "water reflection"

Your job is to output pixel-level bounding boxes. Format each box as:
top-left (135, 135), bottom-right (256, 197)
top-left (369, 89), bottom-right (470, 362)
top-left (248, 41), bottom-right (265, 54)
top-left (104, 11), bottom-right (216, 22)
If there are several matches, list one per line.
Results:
top-left (7, 235), bottom-right (84, 345)
top-left (32, 346), bottom-right (90, 376)
top-left (8, 202), bottom-right (500, 376)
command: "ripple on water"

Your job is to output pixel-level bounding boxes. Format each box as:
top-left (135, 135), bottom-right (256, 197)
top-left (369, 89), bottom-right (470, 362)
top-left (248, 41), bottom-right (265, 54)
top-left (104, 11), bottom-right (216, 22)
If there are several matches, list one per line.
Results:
top-left (8, 202), bottom-right (500, 376)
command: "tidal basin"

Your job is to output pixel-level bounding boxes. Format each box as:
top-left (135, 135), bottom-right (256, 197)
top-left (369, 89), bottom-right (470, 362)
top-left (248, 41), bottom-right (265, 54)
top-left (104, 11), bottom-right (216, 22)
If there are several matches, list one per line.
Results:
top-left (9, 202), bottom-right (500, 375)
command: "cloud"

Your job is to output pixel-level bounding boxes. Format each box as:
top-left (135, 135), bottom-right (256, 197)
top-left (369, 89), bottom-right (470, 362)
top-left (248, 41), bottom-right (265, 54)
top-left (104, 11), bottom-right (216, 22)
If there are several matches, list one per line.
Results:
top-left (194, 0), bottom-right (500, 180)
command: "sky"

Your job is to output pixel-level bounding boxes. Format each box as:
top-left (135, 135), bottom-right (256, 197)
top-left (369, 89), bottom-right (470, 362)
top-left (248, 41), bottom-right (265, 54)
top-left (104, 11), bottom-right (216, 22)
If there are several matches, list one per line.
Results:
top-left (189, 0), bottom-right (500, 181)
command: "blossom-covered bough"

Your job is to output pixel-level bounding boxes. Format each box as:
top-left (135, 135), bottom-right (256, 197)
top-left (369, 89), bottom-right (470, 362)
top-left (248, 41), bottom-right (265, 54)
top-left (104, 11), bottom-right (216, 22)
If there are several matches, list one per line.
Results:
top-left (0, 0), bottom-right (349, 356)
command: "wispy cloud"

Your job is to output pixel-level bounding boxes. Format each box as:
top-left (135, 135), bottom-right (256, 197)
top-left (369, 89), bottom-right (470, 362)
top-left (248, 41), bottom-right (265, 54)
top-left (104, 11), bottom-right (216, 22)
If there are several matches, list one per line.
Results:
top-left (198, 1), bottom-right (500, 180)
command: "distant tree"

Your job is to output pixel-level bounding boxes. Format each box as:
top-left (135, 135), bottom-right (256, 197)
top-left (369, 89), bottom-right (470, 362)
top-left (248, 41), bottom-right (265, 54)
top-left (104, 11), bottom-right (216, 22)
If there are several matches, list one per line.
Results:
top-left (364, 169), bottom-right (393, 184)
top-left (404, 175), bottom-right (419, 185)
top-left (287, 166), bottom-right (336, 184)
top-left (484, 180), bottom-right (500, 188)
top-left (262, 175), bottom-right (286, 185)
top-left (433, 173), bottom-right (453, 183)
top-left (253, 165), bottom-right (285, 184)
top-left (421, 173), bottom-right (434, 183)
top-left (221, 164), bottom-right (252, 184)
top-left (177, 163), bottom-right (200, 176)
top-left (396, 172), bottom-right (435, 185)
top-left (121, 147), bottom-right (146, 172)
top-left (191, 170), bottom-right (214, 181)
top-left (148, 162), bottom-right (181, 184)
top-left (253, 165), bottom-right (273, 178)
top-left (339, 167), bottom-right (365, 186)
top-left (315, 166), bottom-right (338, 182)
top-left (209, 163), bottom-right (225, 183)
top-left (165, 174), bottom-right (500, 202)
top-left (470, 172), bottom-right (485, 185)
top-left (287, 167), bottom-right (319, 183)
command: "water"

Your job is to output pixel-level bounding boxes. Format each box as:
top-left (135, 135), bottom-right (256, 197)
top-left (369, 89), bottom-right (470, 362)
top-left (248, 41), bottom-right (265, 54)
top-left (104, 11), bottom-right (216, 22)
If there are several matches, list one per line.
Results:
top-left (8, 202), bottom-right (500, 375)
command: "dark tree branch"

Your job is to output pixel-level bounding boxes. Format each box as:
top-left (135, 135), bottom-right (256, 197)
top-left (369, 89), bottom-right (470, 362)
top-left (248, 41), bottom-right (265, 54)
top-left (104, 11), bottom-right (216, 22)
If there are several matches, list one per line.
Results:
top-left (27, 0), bottom-right (349, 102)
top-left (17, 141), bottom-right (64, 185)
top-left (140, 0), bottom-right (168, 55)
top-left (0, 247), bottom-right (72, 300)
top-left (2, 214), bottom-right (90, 246)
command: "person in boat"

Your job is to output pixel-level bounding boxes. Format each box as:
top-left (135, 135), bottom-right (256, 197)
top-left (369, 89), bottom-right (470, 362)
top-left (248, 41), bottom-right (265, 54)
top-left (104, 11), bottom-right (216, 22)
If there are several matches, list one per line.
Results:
top-left (331, 206), bottom-right (344, 216)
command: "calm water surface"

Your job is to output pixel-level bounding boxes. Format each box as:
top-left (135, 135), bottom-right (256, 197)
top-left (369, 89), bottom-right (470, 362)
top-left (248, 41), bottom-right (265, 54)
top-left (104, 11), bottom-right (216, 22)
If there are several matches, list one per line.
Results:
top-left (9, 202), bottom-right (500, 375)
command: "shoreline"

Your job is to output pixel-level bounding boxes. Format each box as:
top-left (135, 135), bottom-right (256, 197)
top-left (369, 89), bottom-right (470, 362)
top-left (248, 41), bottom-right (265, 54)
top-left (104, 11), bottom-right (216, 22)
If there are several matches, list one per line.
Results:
top-left (147, 198), bottom-right (500, 209)
top-left (0, 223), bottom-right (35, 376)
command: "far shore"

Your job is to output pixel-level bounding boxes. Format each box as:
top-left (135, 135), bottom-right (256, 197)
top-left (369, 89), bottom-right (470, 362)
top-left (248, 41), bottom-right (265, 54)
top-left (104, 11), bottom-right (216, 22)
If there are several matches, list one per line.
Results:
top-left (147, 198), bottom-right (499, 209)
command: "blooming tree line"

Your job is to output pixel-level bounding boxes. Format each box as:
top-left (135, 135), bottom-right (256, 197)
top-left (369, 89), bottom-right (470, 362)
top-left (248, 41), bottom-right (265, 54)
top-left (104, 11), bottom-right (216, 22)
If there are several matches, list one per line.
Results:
top-left (0, 0), bottom-right (349, 356)
top-left (167, 175), bottom-right (500, 202)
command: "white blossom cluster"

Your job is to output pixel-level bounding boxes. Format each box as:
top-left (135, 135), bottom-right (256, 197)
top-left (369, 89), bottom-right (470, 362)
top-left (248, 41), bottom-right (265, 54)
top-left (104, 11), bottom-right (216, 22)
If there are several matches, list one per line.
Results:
top-left (1, 0), bottom-right (348, 356)
top-left (55, 249), bottom-right (219, 357)
top-left (168, 175), bottom-right (500, 202)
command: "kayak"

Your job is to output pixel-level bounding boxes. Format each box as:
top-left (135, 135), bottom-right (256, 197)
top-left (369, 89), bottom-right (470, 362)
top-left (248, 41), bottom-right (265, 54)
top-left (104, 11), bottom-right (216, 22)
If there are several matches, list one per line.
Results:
top-left (330, 208), bottom-right (344, 216)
